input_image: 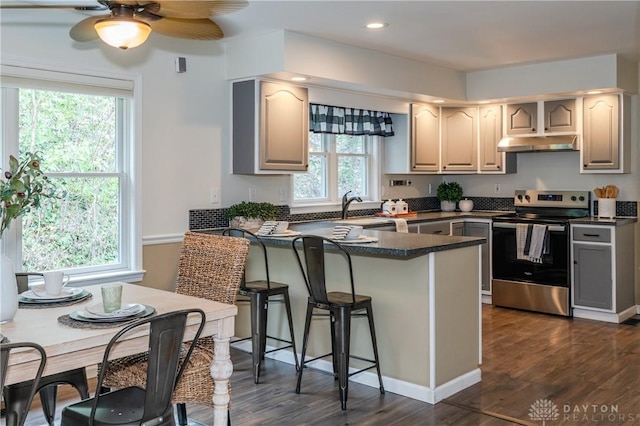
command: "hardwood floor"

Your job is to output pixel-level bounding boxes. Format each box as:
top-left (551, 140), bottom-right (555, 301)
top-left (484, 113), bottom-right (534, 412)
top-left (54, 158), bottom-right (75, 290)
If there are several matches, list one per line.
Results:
top-left (15, 305), bottom-right (640, 425)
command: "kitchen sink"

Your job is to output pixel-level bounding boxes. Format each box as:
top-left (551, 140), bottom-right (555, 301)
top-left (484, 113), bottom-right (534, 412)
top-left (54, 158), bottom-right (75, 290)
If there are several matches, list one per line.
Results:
top-left (333, 217), bottom-right (393, 226)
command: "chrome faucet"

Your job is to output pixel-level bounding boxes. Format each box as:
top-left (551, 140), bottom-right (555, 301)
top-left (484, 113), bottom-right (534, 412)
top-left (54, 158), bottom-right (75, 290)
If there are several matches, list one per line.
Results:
top-left (341, 191), bottom-right (362, 219)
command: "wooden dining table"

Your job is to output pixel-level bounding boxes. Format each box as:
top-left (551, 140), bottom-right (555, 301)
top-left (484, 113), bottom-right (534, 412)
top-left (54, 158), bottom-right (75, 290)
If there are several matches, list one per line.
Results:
top-left (0, 282), bottom-right (237, 426)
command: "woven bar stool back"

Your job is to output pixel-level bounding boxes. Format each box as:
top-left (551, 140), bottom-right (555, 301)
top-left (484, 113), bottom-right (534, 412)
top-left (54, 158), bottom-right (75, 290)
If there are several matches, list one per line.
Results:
top-left (102, 232), bottom-right (249, 425)
top-left (291, 235), bottom-right (385, 410)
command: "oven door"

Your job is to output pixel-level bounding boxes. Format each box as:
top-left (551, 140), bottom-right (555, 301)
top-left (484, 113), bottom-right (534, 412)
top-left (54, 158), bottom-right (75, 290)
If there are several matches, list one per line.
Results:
top-left (492, 222), bottom-right (569, 287)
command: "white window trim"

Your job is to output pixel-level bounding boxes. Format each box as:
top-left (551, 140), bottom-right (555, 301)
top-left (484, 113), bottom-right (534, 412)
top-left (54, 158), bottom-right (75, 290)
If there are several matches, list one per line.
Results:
top-left (290, 134), bottom-right (382, 214)
top-left (1, 59), bottom-right (144, 285)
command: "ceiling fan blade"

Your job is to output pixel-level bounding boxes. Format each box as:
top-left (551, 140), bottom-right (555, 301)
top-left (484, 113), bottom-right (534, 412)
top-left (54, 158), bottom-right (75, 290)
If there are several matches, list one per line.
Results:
top-left (147, 17), bottom-right (223, 40)
top-left (150, 1), bottom-right (247, 19)
top-left (0, 3), bottom-right (106, 10)
top-left (69, 15), bottom-right (105, 42)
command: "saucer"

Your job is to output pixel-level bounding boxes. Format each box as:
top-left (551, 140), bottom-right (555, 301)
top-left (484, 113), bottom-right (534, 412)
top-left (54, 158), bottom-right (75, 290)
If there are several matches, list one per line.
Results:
top-left (84, 303), bottom-right (146, 319)
top-left (71, 305), bottom-right (155, 323)
top-left (20, 287), bottom-right (83, 301)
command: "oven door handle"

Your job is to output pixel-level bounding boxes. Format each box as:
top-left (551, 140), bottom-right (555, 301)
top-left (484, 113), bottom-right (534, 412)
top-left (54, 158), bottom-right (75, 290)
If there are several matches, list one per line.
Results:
top-left (493, 222), bottom-right (566, 232)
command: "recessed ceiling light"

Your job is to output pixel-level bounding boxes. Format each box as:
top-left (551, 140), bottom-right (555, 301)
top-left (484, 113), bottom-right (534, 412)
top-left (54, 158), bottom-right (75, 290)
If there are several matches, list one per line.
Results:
top-left (433, 99), bottom-right (445, 104)
top-left (366, 22), bottom-right (388, 29)
top-left (291, 76), bottom-right (307, 82)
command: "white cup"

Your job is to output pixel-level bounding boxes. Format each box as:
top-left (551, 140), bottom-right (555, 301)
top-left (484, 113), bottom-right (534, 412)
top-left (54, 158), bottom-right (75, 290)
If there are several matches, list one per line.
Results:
top-left (346, 225), bottom-right (363, 239)
top-left (274, 221), bottom-right (289, 233)
top-left (43, 271), bottom-right (70, 296)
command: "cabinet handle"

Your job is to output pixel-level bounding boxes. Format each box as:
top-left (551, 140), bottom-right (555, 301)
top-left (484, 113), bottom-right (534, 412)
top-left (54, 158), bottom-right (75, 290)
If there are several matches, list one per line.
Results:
top-left (544, 127), bottom-right (548, 131)
top-left (433, 230), bottom-right (443, 234)
top-left (531, 128), bottom-right (536, 132)
top-left (497, 165), bottom-right (500, 169)
top-left (443, 166), bottom-right (447, 169)
top-left (583, 233), bottom-right (600, 237)
top-left (584, 164), bottom-right (588, 168)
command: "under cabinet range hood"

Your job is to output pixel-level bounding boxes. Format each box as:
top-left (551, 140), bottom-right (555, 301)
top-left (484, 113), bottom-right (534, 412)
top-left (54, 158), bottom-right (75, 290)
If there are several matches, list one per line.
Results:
top-left (497, 135), bottom-right (578, 153)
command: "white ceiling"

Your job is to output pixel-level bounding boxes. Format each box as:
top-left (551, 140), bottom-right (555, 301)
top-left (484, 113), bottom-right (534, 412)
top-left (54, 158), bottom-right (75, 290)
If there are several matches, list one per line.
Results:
top-left (2, 1), bottom-right (639, 72)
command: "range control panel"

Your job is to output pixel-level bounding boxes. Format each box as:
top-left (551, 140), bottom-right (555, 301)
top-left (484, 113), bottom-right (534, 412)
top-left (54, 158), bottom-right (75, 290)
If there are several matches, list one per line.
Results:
top-left (514, 190), bottom-right (590, 209)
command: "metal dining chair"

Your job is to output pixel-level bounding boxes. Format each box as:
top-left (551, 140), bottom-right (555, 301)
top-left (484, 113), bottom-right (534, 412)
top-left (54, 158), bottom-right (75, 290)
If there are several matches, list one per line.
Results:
top-left (3, 273), bottom-right (89, 426)
top-left (1, 341), bottom-right (47, 426)
top-left (291, 235), bottom-right (384, 410)
top-left (222, 227), bottom-right (299, 384)
top-left (60, 308), bottom-right (206, 426)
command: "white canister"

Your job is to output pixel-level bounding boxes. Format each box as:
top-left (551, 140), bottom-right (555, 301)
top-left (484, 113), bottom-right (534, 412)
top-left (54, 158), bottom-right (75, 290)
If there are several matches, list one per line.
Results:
top-left (396, 199), bottom-right (408, 214)
top-left (459, 199), bottom-right (473, 212)
top-left (382, 200), bottom-right (397, 215)
top-left (598, 198), bottom-right (616, 219)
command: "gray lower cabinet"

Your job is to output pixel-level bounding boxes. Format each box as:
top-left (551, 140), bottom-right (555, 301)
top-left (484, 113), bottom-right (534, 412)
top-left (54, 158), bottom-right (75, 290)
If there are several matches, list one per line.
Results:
top-left (464, 222), bottom-right (490, 292)
top-left (573, 243), bottom-right (612, 309)
top-left (451, 222), bottom-right (464, 236)
top-left (571, 223), bottom-right (635, 322)
top-left (418, 221), bottom-right (450, 235)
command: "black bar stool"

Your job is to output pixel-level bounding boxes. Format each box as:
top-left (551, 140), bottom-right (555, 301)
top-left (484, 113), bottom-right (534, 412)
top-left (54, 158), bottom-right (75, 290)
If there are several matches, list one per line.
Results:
top-left (291, 235), bottom-right (384, 410)
top-left (224, 228), bottom-right (299, 383)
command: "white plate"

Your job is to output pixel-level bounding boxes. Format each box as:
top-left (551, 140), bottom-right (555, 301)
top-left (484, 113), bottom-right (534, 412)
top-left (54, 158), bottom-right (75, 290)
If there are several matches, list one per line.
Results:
top-left (332, 236), bottom-right (378, 244)
top-left (20, 287), bottom-right (83, 301)
top-left (262, 230), bottom-right (302, 237)
top-left (81, 303), bottom-right (146, 319)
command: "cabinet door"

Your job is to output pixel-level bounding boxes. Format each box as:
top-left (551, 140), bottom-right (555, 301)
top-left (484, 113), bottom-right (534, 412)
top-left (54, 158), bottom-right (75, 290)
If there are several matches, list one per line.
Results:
top-left (573, 243), bottom-right (612, 310)
top-left (544, 99), bottom-right (576, 133)
top-left (479, 105), bottom-right (503, 171)
top-left (451, 222), bottom-right (464, 236)
top-left (441, 107), bottom-right (477, 172)
top-left (260, 81), bottom-right (309, 171)
top-left (410, 103), bottom-right (439, 172)
top-left (464, 222), bottom-right (490, 291)
top-left (582, 94), bottom-right (619, 170)
top-left (419, 221), bottom-right (450, 235)
top-left (506, 102), bottom-right (537, 135)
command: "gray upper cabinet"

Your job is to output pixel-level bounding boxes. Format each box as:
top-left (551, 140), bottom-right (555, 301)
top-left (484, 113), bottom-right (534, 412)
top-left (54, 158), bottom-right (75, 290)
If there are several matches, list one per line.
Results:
top-left (233, 80), bottom-right (308, 174)
top-left (478, 104), bottom-right (515, 173)
top-left (543, 99), bottom-right (576, 133)
top-left (410, 103), bottom-right (440, 172)
top-left (506, 102), bottom-right (537, 135)
top-left (441, 107), bottom-right (477, 172)
top-left (582, 94), bottom-right (630, 173)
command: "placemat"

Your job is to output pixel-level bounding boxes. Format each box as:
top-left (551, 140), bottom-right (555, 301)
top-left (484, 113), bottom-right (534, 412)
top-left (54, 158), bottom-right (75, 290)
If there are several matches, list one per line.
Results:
top-left (58, 308), bottom-right (156, 329)
top-left (19, 292), bottom-right (93, 309)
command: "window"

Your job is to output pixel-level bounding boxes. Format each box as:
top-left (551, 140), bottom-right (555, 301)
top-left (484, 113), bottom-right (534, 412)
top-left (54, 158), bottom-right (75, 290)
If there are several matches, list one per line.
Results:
top-left (1, 63), bottom-right (142, 284)
top-left (294, 132), bottom-right (378, 204)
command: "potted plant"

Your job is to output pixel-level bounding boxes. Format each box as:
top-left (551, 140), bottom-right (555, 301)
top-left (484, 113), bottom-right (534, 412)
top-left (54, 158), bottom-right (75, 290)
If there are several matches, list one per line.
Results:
top-left (436, 181), bottom-right (463, 212)
top-left (224, 201), bottom-right (277, 230)
top-left (1, 152), bottom-right (62, 323)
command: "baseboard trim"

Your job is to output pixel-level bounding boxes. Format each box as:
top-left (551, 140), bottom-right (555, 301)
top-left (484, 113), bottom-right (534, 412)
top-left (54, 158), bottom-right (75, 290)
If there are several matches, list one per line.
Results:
top-left (230, 341), bottom-right (480, 404)
top-left (573, 305), bottom-right (637, 323)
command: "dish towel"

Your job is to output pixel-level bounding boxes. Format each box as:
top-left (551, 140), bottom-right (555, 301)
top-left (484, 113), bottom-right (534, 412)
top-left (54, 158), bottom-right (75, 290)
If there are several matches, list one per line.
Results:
top-left (516, 224), bottom-right (529, 261)
top-left (527, 224), bottom-right (547, 263)
top-left (393, 218), bottom-right (408, 233)
top-left (256, 221), bottom-right (278, 236)
top-left (330, 225), bottom-right (352, 240)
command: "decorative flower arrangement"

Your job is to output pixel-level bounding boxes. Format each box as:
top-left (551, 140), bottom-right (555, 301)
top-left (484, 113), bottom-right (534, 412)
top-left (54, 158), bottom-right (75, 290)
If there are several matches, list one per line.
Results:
top-left (0, 152), bottom-right (61, 236)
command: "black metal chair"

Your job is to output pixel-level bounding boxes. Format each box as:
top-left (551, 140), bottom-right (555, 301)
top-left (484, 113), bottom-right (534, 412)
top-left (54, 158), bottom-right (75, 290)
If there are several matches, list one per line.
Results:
top-left (60, 308), bottom-right (206, 426)
top-left (1, 341), bottom-right (47, 426)
top-left (223, 228), bottom-right (299, 384)
top-left (3, 273), bottom-right (89, 426)
top-left (291, 235), bottom-right (384, 410)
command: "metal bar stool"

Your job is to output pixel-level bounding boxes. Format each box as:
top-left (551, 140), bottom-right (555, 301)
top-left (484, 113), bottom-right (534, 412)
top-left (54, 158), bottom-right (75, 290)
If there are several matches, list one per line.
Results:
top-left (291, 235), bottom-right (384, 410)
top-left (223, 228), bottom-right (299, 384)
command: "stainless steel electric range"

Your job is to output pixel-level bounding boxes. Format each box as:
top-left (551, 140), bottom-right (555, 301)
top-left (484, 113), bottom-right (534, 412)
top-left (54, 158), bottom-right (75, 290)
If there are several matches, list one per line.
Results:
top-left (491, 189), bottom-right (590, 316)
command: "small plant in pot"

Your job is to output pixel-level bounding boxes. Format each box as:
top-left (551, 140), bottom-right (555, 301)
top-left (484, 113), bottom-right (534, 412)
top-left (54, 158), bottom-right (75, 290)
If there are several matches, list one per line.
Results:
top-left (224, 201), bottom-right (277, 230)
top-left (436, 181), bottom-right (463, 212)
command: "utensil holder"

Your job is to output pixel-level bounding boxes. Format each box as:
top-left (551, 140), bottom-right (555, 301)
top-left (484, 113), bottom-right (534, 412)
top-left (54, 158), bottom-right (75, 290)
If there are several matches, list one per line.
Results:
top-left (598, 198), bottom-right (616, 219)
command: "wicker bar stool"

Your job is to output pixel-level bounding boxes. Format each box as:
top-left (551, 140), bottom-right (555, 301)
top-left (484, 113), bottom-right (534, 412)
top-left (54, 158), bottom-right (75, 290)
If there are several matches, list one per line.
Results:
top-left (222, 228), bottom-right (299, 384)
top-left (291, 235), bottom-right (384, 410)
top-left (102, 231), bottom-right (249, 426)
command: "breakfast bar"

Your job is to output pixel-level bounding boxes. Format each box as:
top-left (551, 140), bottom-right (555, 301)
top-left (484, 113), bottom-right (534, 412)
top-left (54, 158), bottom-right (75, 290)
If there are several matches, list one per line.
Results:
top-left (230, 224), bottom-right (485, 403)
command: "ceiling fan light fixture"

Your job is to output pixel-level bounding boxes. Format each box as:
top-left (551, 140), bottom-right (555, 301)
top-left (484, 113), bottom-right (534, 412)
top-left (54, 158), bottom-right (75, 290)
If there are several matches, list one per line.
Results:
top-left (94, 19), bottom-right (151, 50)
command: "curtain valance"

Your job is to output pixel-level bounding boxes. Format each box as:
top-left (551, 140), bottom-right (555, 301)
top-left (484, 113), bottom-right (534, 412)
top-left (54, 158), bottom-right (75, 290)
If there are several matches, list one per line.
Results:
top-left (309, 104), bottom-right (394, 137)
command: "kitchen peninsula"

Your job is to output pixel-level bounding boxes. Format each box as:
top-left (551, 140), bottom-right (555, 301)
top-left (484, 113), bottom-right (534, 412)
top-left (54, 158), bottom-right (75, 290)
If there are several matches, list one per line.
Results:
top-left (227, 223), bottom-right (485, 404)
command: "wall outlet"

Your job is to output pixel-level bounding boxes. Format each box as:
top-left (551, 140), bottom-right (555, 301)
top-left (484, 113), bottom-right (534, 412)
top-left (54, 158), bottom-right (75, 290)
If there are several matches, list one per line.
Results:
top-left (494, 184), bottom-right (501, 194)
top-left (428, 184), bottom-right (432, 194)
top-left (279, 187), bottom-right (288, 202)
top-left (248, 187), bottom-right (256, 201)
top-left (210, 187), bottom-right (220, 204)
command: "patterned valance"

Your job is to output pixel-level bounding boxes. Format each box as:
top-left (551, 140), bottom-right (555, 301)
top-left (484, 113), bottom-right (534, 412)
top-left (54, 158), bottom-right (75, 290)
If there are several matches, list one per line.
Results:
top-left (309, 104), bottom-right (394, 137)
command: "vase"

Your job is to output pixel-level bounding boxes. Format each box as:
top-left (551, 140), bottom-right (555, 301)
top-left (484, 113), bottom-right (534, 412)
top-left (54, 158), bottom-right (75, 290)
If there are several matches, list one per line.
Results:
top-left (0, 239), bottom-right (18, 323)
top-left (229, 216), bottom-right (264, 231)
top-left (440, 201), bottom-right (456, 212)
top-left (459, 199), bottom-right (474, 212)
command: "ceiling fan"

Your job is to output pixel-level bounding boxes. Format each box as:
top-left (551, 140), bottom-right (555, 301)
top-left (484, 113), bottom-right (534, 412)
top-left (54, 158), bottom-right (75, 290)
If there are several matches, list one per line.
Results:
top-left (0, 0), bottom-right (248, 49)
